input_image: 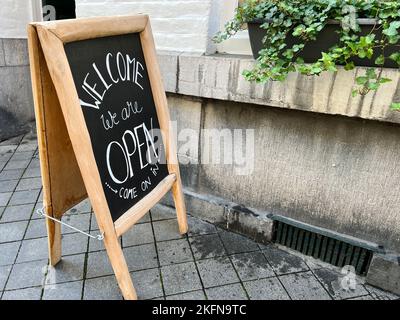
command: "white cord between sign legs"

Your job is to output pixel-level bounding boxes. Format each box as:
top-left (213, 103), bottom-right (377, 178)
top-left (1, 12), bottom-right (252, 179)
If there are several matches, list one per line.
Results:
top-left (36, 208), bottom-right (104, 241)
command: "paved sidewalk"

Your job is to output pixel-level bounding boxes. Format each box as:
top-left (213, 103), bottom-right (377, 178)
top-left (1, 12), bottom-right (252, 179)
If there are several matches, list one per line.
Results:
top-left (0, 133), bottom-right (399, 300)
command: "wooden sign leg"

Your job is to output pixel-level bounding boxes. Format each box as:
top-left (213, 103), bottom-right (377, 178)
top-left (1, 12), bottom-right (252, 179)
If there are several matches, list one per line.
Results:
top-left (172, 175), bottom-right (188, 235)
top-left (45, 213), bottom-right (62, 266)
top-left (103, 235), bottom-right (137, 300)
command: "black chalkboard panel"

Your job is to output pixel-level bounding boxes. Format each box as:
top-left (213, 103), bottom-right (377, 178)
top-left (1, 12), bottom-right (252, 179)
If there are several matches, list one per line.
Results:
top-left (65, 33), bottom-right (169, 222)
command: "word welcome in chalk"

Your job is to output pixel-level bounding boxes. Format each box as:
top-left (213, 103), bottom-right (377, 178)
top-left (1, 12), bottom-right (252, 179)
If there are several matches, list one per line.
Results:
top-left (80, 52), bottom-right (144, 109)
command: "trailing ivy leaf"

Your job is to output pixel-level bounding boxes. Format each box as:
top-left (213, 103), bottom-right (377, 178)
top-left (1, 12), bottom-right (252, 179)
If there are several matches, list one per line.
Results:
top-left (344, 61), bottom-right (355, 70)
top-left (375, 54), bottom-right (385, 65)
top-left (366, 68), bottom-right (378, 79)
top-left (383, 21), bottom-right (400, 37)
top-left (378, 78), bottom-right (392, 84)
top-left (368, 82), bottom-right (379, 91)
top-left (389, 52), bottom-right (400, 65)
top-left (391, 102), bottom-right (400, 110)
top-left (356, 76), bottom-right (368, 85)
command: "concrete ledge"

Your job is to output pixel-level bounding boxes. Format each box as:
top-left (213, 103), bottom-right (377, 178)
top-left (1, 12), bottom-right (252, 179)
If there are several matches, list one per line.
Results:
top-left (367, 253), bottom-right (400, 295)
top-left (158, 52), bottom-right (400, 125)
top-left (160, 188), bottom-right (274, 245)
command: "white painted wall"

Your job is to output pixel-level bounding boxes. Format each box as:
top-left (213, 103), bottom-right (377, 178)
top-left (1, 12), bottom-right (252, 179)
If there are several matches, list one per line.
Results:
top-left (76, 0), bottom-right (215, 53)
top-left (0, 0), bottom-right (42, 38)
top-left (0, 0), bottom-right (250, 54)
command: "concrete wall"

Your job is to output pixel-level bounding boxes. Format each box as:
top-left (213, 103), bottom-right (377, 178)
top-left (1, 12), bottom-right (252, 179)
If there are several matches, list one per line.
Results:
top-left (0, 0), bottom-right (40, 140)
top-left (0, 39), bottom-right (35, 140)
top-left (166, 94), bottom-right (400, 252)
top-left (0, 1), bottom-right (39, 38)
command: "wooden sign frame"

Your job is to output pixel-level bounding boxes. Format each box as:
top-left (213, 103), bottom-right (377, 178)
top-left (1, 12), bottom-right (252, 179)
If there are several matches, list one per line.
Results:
top-left (27, 14), bottom-right (188, 300)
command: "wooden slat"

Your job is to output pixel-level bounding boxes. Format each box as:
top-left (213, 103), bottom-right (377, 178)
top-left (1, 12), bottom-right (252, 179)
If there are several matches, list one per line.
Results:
top-left (114, 174), bottom-right (176, 237)
top-left (34, 14), bottom-right (148, 43)
top-left (140, 20), bottom-right (188, 234)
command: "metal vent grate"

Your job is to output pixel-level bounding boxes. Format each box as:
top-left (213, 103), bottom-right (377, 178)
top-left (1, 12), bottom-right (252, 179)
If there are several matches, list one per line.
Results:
top-left (272, 220), bottom-right (373, 275)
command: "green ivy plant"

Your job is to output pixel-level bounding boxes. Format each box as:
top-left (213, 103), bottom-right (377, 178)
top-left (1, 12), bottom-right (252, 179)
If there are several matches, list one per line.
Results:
top-left (214, 0), bottom-right (400, 110)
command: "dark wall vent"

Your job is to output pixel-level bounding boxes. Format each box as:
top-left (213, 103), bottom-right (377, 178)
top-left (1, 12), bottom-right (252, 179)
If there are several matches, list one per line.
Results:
top-left (272, 219), bottom-right (373, 276)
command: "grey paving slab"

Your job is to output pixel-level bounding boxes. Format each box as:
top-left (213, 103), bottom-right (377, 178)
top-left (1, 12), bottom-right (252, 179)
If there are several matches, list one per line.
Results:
top-left (0, 153), bottom-right (12, 162)
top-left (161, 262), bottom-right (202, 296)
top-left (16, 237), bottom-right (48, 263)
top-left (61, 213), bottom-right (91, 235)
top-left (196, 257), bottom-right (240, 288)
top-left (45, 254), bottom-right (85, 284)
top-left (10, 151), bottom-right (35, 161)
top-left (123, 243), bottom-right (159, 272)
top-left (25, 219), bottom-right (47, 239)
top-left (1, 204), bottom-right (34, 222)
top-left (0, 179), bottom-right (18, 192)
top-left (4, 159), bottom-right (30, 170)
top-left (348, 294), bottom-right (375, 300)
top-left (244, 277), bottom-right (290, 300)
top-left (32, 202), bottom-right (43, 219)
top-left (15, 177), bottom-right (42, 191)
top-left (231, 251), bottom-right (275, 281)
top-left (83, 275), bottom-right (122, 300)
top-left (0, 206), bottom-right (3, 217)
top-left (157, 238), bottom-right (193, 266)
top-left (0, 220), bottom-right (28, 243)
top-left (43, 281), bottom-right (83, 300)
top-left (151, 204), bottom-right (176, 221)
top-left (122, 222), bottom-right (154, 247)
top-left (189, 234), bottom-right (226, 260)
top-left (2, 287), bottom-right (42, 300)
top-left (88, 236), bottom-right (105, 252)
top-left (0, 241), bottom-right (20, 266)
top-left (153, 219), bottom-right (184, 242)
top-left (187, 215), bottom-right (217, 236)
top-left (90, 215), bottom-right (99, 231)
top-left (27, 158), bottom-right (40, 168)
top-left (218, 229), bottom-right (259, 254)
top-left (313, 267), bottom-right (368, 300)
top-left (62, 233), bottom-right (89, 256)
top-left (262, 245), bottom-right (309, 275)
top-left (16, 144), bottom-right (37, 152)
top-left (131, 268), bottom-right (163, 300)
top-left (0, 169), bottom-right (24, 181)
top-left (86, 251), bottom-right (113, 279)
top-left (66, 199), bottom-right (91, 215)
top-left (365, 284), bottom-right (400, 300)
top-left (22, 167), bottom-right (41, 179)
top-left (0, 136), bottom-right (22, 146)
top-left (206, 283), bottom-right (248, 300)
top-left (6, 259), bottom-right (48, 290)
top-left (0, 265), bottom-right (12, 291)
top-left (8, 189), bottom-right (40, 206)
top-left (0, 192), bottom-right (12, 206)
top-left (279, 271), bottom-right (332, 300)
top-left (166, 290), bottom-right (206, 300)
top-left (0, 162), bottom-right (5, 171)
top-left (0, 146), bottom-right (17, 156)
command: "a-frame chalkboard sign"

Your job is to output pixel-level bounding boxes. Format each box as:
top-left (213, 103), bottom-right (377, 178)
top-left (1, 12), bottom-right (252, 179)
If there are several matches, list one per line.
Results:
top-left (27, 15), bottom-right (188, 300)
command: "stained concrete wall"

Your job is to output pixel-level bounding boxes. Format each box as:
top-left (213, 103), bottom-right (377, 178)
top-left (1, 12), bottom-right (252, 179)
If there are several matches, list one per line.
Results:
top-left (167, 94), bottom-right (400, 252)
top-left (0, 39), bottom-right (35, 141)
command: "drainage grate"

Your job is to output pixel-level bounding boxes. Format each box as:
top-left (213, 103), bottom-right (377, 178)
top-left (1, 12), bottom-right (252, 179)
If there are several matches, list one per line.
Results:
top-left (272, 220), bottom-right (373, 275)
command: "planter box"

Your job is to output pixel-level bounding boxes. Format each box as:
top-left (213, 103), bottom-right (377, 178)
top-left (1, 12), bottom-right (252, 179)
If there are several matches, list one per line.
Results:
top-left (248, 19), bottom-right (398, 68)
